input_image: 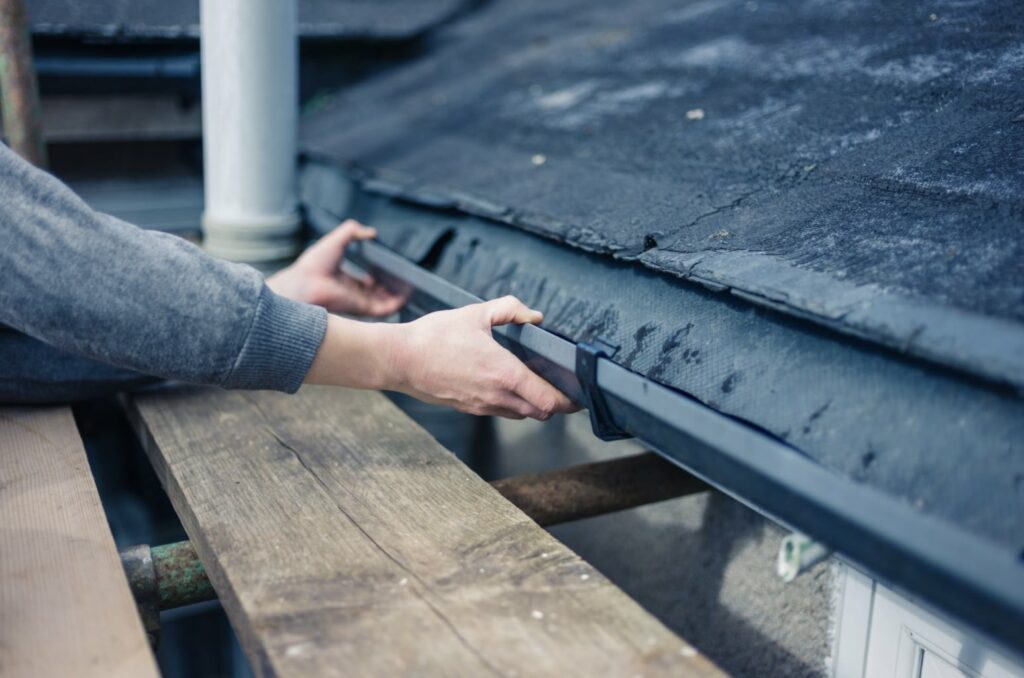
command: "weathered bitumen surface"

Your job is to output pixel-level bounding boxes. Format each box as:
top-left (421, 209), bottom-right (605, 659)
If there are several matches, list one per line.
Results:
top-left (302, 0), bottom-right (1024, 390)
top-left (29, 0), bottom-right (470, 41)
top-left (303, 177), bottom-right (1024, 559)
top-left (299, 0), bottom-right (1024, 618)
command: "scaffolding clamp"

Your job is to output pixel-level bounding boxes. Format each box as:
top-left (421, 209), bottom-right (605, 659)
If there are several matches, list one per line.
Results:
top-left (576, 338), bottom-right (632, 441)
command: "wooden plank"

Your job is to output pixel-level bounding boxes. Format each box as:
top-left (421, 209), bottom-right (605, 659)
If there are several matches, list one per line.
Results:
top-left (0, 406), bottom-right (158, 678)
top-left (127, 386), bottom-right (724, 677)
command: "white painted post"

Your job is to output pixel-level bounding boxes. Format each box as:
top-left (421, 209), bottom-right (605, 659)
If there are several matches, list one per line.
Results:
top-left (200, 0), bottom-right (300, 262)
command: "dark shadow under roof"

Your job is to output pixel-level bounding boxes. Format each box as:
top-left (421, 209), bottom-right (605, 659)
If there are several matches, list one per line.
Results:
top-left (301, 0), bottom-right (1024, 390)
top-left (29, 0), bottom-right (470, 42)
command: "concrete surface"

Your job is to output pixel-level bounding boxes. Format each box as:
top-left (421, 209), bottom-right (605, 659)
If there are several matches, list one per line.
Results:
top-left (397, 399), bottom-right (838, 678)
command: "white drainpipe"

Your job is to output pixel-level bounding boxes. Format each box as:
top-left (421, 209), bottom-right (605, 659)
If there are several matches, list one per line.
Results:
top-left (200, 0), bottom-right (300, 263)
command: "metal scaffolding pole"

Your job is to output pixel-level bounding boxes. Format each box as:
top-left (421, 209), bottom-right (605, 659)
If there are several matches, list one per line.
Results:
top-left (120, 454), bottom-right (709, 635)
top-left (0, 0), bottom-right (47, 167)
top-left (491, 452), bottom-right (708, 527)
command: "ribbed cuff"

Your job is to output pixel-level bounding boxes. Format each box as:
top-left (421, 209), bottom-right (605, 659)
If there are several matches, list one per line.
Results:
top-left (223, 286), bottom-right (329, 393)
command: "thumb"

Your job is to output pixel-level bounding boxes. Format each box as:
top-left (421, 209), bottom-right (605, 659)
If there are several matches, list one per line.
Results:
top-left (299, 219), bottom-right (377, 273)
top-left (483, 295), bottom-right (544, 327)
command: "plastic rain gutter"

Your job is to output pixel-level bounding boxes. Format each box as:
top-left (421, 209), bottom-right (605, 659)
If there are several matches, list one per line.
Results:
top-left (345, 238), bottom-right (1024, 661)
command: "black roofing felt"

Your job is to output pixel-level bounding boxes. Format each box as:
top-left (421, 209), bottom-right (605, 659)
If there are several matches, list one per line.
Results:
top-left (301, 0), bottom-right (1024, 391)
top-left (29, 0), bottom-right (468, 41)
top-left (303, 166), bottom-right (1024, 559)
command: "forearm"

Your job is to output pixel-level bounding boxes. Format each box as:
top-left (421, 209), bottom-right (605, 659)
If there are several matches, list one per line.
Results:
top-left (0, 327), bottom-right (158, 404)
top-left (0, 143), bottom-right (325, 392)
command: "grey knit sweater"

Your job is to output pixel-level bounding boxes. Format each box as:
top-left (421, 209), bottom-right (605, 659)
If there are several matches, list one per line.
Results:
top-left (0, 143), bottom-right (328, 403)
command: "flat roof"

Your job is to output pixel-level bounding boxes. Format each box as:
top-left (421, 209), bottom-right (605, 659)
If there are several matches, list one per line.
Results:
top-left (299, 0), bottom-right (1024, 646)
top-left (302, 0), bottom-right (1024, 390)
top-left (29, 0), bottom-right (469, 42)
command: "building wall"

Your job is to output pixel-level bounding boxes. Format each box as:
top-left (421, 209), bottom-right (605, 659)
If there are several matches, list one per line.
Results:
top-left (834, 565), bottom-right (1024, 678)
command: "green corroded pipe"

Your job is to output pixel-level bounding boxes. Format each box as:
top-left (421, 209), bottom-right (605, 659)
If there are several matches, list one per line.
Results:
top-left (151, 541), bottom-right (216, 610)
top-left (120, 540), bottom-right (216, 649)
top-left (0, 0), bottom-right (47, 167)
top-left (121, 540), bottom-right (216, 614)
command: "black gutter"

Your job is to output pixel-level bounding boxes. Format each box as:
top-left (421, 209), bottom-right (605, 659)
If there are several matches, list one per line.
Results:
top-left (347, 237), bottom-right (1024, 660)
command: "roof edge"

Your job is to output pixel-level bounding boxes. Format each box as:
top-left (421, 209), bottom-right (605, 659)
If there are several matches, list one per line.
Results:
top-left (302, 154), bottom-right (1024, 395)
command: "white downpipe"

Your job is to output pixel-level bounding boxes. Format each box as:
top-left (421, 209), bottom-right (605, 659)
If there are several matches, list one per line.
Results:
top-left (200, 0), bottom-right (300, 262)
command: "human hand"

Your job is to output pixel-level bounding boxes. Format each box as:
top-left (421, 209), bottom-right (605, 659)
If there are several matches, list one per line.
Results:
top-left (267, 219), bottom-right (407, 317)
top-left (384, 296), bottom-right (580, 420)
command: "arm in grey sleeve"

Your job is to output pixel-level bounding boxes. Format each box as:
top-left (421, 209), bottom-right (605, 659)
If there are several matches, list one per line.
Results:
top-left (0, 143), bottom-right (328, 393)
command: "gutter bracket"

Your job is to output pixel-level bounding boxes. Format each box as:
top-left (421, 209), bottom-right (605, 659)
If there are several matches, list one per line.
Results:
top-left (576, 338), bottom-right (632, 441)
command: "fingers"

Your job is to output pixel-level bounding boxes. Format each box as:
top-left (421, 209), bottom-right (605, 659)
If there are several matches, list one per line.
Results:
top-left (365, 293), bottom-right (408, 317)
top-left (483, 295), bottom-right (543, 327)
top-left (356, 287), bottom-right (408, 317)
top-left (299, 219), bottom-right (377, 273)
top-left (335, 276), bottom-right (407, 317)
top-left (359, 274), bottom-right (411, 313)
top-left (474, 399), bottom-right (530, 420)
top-left (325, 219), bottom-right (377, 245)
top-left (477, 298), bottom-right (576, 419)
top-left (457, 392), bottom-right (540, 420)
top-left (510, 364), bottom-right (578, 417)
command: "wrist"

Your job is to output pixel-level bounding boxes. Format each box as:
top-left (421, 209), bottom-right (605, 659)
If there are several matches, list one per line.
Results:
top-left (305, 315), bottom-right (400, 391)
top-left (364, 320), bottom-right (406, 392)
top-left (265, 265), bottom-right (305, 304)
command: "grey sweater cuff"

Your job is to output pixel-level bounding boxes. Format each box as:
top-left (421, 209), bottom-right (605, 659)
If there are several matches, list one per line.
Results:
top-left (223, 286), bottom-right (329, 393)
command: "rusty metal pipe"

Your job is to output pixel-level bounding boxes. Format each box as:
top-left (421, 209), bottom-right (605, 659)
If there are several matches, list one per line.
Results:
top-left (151, 540), bottom-right (216, 609)
top-left (120, 453), bottom-right (708, 617)
top-left (120, 544), bottom-right (161, 648)
top-left (121, 540), bottom-right (215, 613)
top-left (0, 0), bottom-right (46, 167)
top-left (491, 452), bottom-right (709, 527)
top-left (119, 541), bottom-right (214, 649)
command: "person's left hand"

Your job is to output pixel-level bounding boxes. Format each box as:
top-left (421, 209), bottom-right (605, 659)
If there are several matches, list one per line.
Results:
top-left (267, 220), bottom-right (407, 317)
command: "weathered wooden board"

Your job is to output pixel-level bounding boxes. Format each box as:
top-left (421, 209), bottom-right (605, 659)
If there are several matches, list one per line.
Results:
top-left (0, 406), bottom-right (158, 678)
top-left (126, 385), bottom-right (723, 677)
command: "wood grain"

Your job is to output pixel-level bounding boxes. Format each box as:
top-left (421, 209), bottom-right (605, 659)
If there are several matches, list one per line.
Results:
top-left (127, 386), bottom-right (724, 677)
top-left (0, 406), bottom-right (158, 678)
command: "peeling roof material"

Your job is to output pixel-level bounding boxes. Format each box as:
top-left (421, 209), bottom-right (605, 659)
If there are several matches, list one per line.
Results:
top-left (301, 0), bottom-right (1024, 390)
top-left (301, 164), bottom-right (1024, 558)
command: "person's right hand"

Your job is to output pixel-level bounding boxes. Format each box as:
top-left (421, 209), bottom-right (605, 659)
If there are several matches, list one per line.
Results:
top-left (304, 295), bottom-right (579, 421)
top-left (386, 296), bottom-right (579, 420)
